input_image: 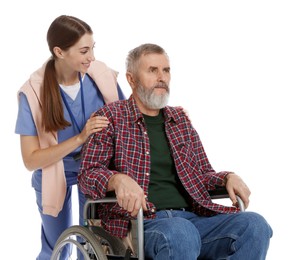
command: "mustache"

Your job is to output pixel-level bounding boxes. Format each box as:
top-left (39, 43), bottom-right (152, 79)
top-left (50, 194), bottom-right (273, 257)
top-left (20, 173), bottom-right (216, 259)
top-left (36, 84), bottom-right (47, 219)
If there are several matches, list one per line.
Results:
top-left (153, 82), bottom-right (169, 90)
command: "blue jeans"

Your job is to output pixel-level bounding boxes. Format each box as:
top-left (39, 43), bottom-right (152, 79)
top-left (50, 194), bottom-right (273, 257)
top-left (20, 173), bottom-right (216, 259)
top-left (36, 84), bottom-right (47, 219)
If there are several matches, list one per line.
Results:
top-left (144, 210), bottom-right (272, 260)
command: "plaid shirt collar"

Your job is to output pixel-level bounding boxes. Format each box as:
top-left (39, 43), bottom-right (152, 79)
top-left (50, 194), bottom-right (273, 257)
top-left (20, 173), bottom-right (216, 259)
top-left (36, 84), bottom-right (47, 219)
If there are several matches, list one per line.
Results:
top-left (128, 94), bottom-right (178, 126)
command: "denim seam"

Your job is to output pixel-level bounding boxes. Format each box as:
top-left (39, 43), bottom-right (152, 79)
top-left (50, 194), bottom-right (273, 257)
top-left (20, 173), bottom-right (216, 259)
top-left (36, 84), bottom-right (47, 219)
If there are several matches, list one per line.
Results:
top-left (201, 234), bottom-right (238, 244)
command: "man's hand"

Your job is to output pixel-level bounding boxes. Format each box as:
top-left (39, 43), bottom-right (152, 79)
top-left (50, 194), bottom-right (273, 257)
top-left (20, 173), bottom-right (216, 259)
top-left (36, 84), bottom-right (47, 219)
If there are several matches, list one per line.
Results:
top-left (225, 173), bottom-right (251, 209)
top-left (108, 174), bottom-right (147, 217)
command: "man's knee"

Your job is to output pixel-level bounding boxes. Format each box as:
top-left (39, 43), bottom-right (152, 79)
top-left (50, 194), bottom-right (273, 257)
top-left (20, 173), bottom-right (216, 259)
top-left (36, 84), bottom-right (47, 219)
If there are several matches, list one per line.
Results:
top-left (144, 218), bottom-right (201, 259)
top-left (241, 212), bottom-right (272, 238)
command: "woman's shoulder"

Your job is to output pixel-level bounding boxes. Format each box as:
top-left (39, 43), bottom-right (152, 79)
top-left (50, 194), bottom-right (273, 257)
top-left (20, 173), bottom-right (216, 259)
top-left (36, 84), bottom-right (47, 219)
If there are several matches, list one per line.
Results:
top-left (88, 60), bottom-right (118, 77)
top-left (19, 61), bottom-right (48, 94)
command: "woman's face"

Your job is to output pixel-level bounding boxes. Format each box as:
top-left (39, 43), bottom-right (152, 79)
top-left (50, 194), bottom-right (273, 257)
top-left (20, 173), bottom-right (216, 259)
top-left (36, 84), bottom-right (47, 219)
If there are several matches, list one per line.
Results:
top-left (61, 33), bottom-right (96, 74)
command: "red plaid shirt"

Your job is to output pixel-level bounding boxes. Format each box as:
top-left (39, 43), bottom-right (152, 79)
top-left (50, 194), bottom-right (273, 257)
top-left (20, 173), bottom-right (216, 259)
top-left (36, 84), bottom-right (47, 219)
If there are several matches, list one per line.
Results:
top-left (78, 95), bottom-right (239, 238)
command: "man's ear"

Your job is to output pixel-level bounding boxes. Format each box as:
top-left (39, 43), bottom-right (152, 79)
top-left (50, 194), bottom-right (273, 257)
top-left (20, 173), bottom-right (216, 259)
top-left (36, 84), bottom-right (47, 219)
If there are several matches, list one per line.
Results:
top-left (53, 47), bottom-right (64, 59)
top-left (126, 72), bottom-right (136, 89)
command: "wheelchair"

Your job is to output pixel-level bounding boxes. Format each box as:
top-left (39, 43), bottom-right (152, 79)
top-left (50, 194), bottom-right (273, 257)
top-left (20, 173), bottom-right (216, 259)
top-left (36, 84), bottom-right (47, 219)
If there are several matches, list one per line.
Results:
top-left (51, 187), bottom-right (245, 260)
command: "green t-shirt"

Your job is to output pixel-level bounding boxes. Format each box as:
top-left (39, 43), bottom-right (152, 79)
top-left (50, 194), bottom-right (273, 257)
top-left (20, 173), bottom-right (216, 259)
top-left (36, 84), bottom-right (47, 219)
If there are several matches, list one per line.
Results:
top-left (143, 111), bottom-right (192, 210)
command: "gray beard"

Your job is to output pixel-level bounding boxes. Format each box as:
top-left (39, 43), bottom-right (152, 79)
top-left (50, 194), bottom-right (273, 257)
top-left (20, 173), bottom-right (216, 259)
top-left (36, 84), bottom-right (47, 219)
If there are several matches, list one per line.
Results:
top-left (136, 84), bottom-right (170, 109)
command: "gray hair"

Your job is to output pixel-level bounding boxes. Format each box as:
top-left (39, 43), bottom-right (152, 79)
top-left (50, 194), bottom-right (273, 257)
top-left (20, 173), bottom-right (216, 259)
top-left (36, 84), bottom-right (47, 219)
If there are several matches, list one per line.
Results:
top-left (126, 43), bottom-right (168, 75)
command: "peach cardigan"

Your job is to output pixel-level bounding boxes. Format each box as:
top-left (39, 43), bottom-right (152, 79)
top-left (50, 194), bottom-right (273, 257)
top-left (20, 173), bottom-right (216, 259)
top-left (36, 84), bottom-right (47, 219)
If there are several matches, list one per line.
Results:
top-left (18, 59), bottom-right (120, 217)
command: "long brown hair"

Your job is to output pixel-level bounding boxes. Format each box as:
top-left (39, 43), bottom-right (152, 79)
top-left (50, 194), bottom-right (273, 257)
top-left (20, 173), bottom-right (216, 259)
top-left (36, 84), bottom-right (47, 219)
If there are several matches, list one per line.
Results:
top-left (41, 15), bottom-right (93, 132)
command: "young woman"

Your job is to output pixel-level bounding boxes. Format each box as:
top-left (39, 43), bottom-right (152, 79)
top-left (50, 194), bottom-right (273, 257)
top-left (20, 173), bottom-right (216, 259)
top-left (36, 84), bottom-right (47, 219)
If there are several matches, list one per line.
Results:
top-left (15, 15), bottom-right (125, 259)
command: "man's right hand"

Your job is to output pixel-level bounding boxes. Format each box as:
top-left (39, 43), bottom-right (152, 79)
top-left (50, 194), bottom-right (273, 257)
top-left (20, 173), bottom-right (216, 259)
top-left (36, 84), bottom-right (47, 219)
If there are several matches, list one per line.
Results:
top-left (108, 174), bottom-right (147, 217)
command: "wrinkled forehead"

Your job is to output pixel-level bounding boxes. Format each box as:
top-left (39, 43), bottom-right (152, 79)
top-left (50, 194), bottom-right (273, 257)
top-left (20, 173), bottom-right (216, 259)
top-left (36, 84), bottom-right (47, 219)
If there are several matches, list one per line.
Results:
top-left (139, 53), bottom-right (170, 68)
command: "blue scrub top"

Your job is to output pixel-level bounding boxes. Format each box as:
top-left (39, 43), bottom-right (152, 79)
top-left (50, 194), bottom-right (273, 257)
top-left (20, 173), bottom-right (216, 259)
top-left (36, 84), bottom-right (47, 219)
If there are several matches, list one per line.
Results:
top-left (15, 74), bottom-right (125, 188)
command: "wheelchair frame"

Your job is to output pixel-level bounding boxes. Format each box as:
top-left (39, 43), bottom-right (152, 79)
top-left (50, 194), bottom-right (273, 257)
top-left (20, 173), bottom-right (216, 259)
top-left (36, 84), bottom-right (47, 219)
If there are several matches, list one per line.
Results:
top-left (51, 188), bottom-right (245, 260)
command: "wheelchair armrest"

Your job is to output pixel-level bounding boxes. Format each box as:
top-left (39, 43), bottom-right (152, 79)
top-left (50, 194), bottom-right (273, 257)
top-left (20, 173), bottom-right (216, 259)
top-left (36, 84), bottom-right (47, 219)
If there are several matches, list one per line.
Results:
top-left (208, 186), bottom-right (245, 211)
top-left (208, 186), bottom-right (229, 199)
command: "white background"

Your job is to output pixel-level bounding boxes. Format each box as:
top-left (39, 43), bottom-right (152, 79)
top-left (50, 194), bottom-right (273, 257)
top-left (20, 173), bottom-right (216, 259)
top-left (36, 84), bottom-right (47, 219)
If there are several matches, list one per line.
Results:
top-left (1, 1), bottom-right (290, 259)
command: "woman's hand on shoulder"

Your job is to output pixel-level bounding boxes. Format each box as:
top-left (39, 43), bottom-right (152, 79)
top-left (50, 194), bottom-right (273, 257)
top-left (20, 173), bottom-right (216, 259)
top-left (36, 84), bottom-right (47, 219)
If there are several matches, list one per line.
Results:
top-left (78, 112), bottom-right (109, 144)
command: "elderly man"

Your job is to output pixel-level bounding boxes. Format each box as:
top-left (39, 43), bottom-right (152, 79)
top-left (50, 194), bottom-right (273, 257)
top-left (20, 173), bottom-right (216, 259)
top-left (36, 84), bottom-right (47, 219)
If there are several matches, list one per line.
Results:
top-left (78, 43), bottom-right (272, 259)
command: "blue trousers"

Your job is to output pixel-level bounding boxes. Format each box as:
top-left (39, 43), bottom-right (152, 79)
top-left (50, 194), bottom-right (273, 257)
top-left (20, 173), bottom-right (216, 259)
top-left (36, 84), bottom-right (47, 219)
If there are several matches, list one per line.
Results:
top-left (35, 185), bottom-right (86, 260)
top-left (144, 210), bottom-right (272, 260)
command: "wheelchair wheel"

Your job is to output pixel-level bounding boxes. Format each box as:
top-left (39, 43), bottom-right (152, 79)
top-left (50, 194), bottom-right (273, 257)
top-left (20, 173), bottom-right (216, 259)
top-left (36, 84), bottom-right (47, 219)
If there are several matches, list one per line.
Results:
top-left (51, 225), bottom-right (107, 260)
top-left (90, 226), bottom-right (127, 256)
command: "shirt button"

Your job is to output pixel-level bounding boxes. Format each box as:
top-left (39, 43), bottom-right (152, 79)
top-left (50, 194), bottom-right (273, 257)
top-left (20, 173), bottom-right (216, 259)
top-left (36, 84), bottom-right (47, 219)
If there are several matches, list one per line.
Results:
top-left (146, 151), bottom-right (150, 155)
top-left (145, 172), bottom-right (149, 176)
top-left (151, 208), bottom-right (155, 213)
top-left (144, 131), bottom-right (147, 135)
